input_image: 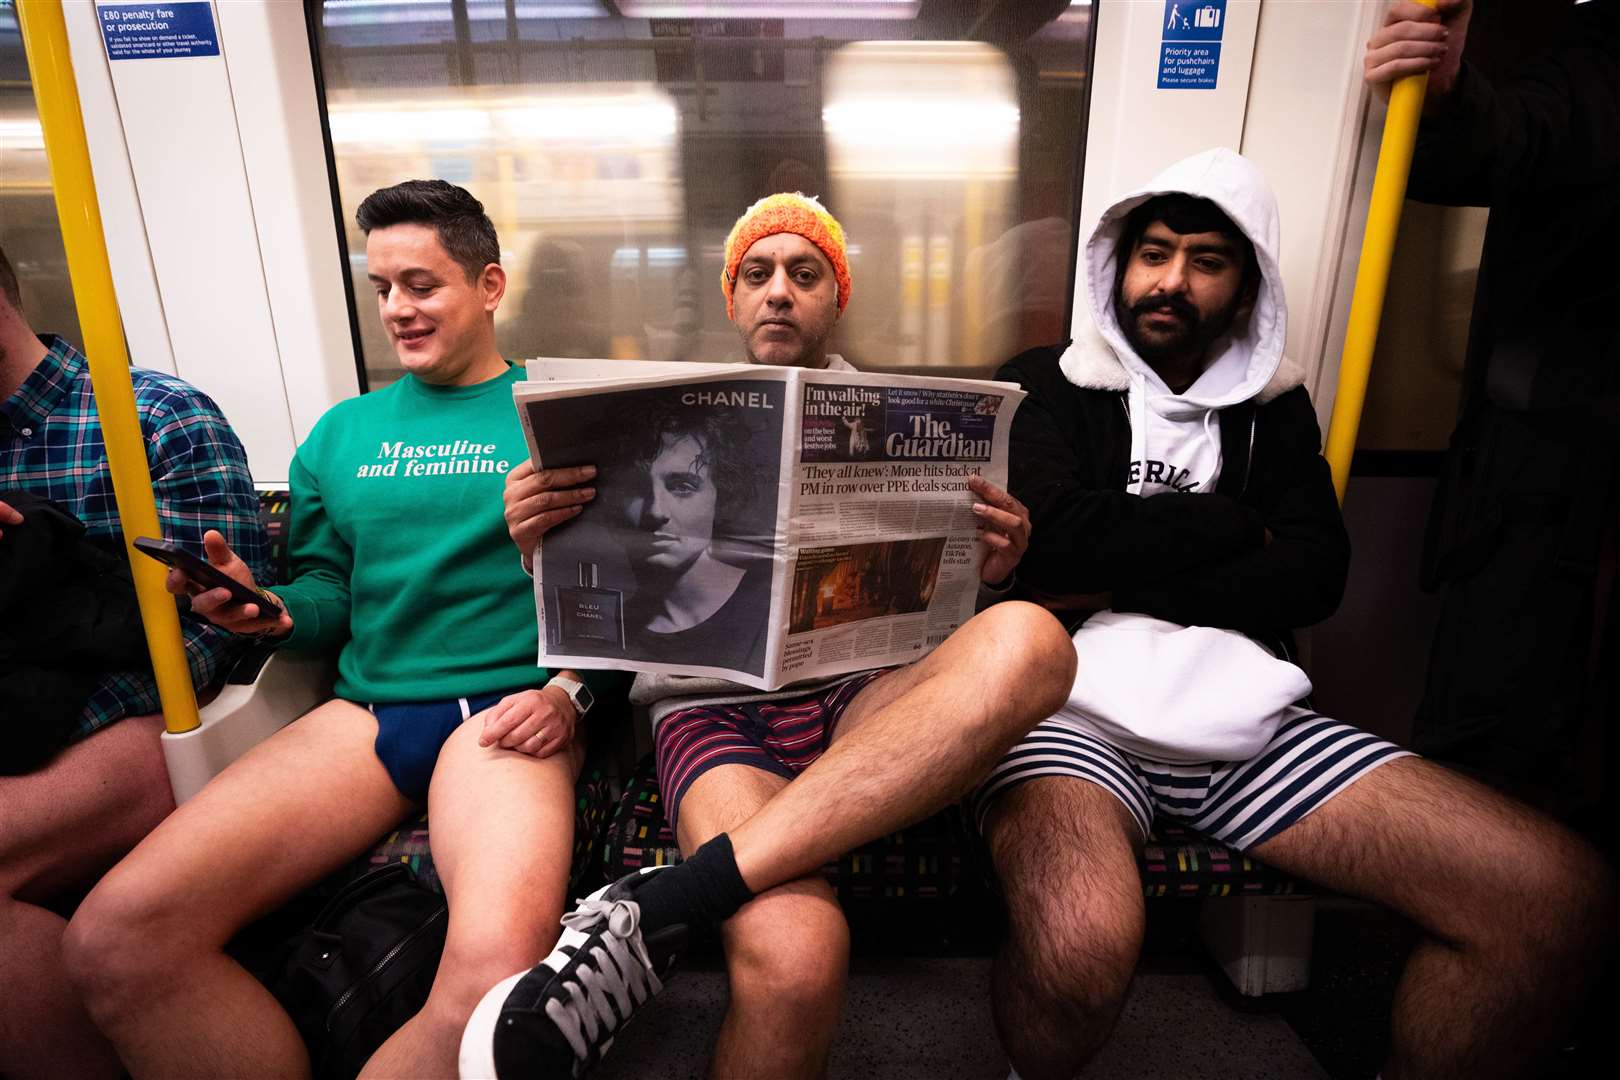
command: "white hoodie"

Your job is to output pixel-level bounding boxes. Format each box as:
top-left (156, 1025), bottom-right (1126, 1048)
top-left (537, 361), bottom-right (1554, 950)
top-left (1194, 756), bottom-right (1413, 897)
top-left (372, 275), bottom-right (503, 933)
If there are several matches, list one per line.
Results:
top-left (1061, 147), bottom-right (1305, 496)
top-left (1051, 149), bottom-right (1313, 764)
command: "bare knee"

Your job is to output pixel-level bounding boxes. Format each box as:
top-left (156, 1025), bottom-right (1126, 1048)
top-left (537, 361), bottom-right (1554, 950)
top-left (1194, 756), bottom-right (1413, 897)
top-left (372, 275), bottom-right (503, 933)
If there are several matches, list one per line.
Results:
top-left (726, 901), bottom-right (849, 1015)
top-left (987, 781), bottom-right (1142, 1038)
top-left (425, 921), bottom-right (562, 1029)
top-left (972, 602), bottom-right (1076, 721)
top-left (1510, 827), bottom-right (1619, 962)
top-left (1008, 890), bottom-right (1137, 1020)
top-left (63, 873), bottom-right (188, 1020)
top-left (1414, 799), bottom-right (1618, 978)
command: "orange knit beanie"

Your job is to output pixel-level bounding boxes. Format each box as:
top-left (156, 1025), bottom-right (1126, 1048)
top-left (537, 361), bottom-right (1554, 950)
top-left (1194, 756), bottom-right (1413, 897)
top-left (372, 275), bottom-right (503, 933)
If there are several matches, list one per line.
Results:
top-left (720, 192), bottom-right (852, 319)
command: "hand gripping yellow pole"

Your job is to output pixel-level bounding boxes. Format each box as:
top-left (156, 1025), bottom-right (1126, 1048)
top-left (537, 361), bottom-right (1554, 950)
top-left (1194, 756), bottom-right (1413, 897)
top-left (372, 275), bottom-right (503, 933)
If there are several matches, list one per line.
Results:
top-left (16, 0), bottom-right (201, 733)
top-left (1321, 1), bottom-right (1438, 501)
top-left (1323, 0), bottom-right (1438, 504)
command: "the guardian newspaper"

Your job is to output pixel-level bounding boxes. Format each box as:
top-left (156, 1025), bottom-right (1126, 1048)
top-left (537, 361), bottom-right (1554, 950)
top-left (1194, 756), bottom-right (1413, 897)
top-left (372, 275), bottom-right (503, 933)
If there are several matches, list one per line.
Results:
top-left (515, 359), bottom-right (1024, 690)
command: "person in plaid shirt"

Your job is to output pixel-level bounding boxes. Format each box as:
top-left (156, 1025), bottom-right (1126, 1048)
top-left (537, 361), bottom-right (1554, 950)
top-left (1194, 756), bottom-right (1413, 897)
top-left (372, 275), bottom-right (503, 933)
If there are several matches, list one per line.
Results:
top-left (0, 243), bottom-right (265, 1079)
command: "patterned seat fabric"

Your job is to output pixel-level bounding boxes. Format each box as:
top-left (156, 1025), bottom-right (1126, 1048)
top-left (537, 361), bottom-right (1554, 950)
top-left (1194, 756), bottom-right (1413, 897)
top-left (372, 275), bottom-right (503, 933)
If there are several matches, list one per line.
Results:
top-left (259, 490), bottom-right (292, 586)
top-left (600, 754), bottom-right (1304, 912)
top-left (1140, 823), bottom-right (1300, 897)
top-left (603, 759), bottom-right (971, 903)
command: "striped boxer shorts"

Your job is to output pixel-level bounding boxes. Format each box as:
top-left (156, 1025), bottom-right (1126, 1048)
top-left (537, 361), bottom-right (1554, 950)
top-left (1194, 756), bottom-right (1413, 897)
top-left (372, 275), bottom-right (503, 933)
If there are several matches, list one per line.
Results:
top-left (654, 669), bottom-right (888, 835)
top-left (970, 706), bottom-right (1414, 852)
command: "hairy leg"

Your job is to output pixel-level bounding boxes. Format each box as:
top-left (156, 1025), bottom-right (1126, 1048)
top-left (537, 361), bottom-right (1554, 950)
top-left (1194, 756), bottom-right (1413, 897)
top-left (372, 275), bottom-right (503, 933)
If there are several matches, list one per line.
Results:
top-left (1250, 756), bottom-right (1618, 1079)
top-left (0, 713), bottom-right (173, 1080)
top-left (678, 764), bottom-right (849, 1080)
top-left (984, 777), bottom-right (1144, 1080)
top-left (362, 714), bottom-right (585, 1078)
top-left (729, 601), bottom-right (1074, 891)
top-left (64, 699), bottom-right (413, 1079)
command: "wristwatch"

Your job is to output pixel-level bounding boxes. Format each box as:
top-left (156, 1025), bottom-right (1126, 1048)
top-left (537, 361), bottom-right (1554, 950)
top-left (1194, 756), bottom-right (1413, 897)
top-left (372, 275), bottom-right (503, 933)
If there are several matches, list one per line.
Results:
top-left (548, 675), bottom-right (594, 719)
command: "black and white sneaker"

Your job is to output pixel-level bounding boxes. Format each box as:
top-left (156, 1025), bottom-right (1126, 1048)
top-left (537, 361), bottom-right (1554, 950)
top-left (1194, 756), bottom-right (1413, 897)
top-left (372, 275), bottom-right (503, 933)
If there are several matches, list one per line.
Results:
top-left (459, 867), bottom-right (688, 1078)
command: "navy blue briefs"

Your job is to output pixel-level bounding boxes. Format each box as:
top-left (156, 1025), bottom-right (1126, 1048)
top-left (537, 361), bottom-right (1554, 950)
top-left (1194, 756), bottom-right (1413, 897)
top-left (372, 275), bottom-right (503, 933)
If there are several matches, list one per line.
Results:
top-left (368, 691), bottom-right (506, 803)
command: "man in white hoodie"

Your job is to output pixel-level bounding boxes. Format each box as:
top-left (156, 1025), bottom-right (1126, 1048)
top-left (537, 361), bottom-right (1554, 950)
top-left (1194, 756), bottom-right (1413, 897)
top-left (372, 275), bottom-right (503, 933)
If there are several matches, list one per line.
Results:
top-left (980, 148), bottom-right (1615, 1079)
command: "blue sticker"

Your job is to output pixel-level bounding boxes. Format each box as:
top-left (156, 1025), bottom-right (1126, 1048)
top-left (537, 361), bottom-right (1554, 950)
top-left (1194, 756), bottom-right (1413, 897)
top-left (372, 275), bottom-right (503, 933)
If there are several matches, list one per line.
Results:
top-left (98, 3), bottom-right (220, 61)
top-left (1162, 1), bottom-right (1226, 41)
top-left (1158, 1), bottom-right (1225, 89)
top-left (1158, 42), bottom-right (1223, 89)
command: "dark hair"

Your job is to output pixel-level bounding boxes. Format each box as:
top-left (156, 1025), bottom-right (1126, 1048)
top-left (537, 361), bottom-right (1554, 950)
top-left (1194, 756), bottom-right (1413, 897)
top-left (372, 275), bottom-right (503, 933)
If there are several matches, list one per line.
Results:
top-left (355, 180), bottom-right (500, 281)
top-left (1118, 193), bottom-right (1260, 296)
top-left (0, 243), bottom-right (20, 309)
top-left (627, 401), bottom-right (760, 539)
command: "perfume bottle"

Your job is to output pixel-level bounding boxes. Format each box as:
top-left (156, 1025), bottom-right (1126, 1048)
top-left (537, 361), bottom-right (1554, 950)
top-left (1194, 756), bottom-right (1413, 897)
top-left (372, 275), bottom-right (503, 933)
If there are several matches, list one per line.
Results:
top-left (553, 562), bottom-right (624, 649)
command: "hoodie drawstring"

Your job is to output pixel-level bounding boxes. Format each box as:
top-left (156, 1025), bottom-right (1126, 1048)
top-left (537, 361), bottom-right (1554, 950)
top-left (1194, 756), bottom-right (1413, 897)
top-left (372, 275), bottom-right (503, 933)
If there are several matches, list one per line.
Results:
top-left (1126, 376), bottom-right (1148, 496)
top-left (1201, 408), bottom-right (1223, 493)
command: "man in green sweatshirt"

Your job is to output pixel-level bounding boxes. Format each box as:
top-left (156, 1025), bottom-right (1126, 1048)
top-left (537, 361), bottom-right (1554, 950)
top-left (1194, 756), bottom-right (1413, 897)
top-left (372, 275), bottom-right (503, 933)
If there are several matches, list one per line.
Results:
top-left (63, 180), bottom-right (614, 1078)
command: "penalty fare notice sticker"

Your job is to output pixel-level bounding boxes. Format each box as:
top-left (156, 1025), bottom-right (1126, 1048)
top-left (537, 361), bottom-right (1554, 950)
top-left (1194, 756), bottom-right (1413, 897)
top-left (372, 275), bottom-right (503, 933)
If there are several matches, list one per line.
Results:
top-left (98, 2), bottom-right (220, 61)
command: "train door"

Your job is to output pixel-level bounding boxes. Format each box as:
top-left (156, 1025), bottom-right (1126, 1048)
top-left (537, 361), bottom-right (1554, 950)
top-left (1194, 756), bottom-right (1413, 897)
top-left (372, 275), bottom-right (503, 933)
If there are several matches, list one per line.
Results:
top-left (4, 0), bottom-right (1470, 546)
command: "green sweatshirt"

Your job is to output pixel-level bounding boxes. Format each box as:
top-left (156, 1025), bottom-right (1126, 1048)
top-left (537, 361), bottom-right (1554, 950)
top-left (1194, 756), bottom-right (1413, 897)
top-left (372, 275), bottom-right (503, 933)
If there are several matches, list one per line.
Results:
top-left (271, 365), bottom-right (615, 705)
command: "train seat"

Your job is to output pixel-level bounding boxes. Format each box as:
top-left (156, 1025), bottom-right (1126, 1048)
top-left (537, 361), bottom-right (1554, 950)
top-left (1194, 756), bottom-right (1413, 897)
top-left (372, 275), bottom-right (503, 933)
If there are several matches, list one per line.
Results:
top-left (196, 492), bottom-right (1311, 997)
top-left (598, 753), bottom-right (1315, 995)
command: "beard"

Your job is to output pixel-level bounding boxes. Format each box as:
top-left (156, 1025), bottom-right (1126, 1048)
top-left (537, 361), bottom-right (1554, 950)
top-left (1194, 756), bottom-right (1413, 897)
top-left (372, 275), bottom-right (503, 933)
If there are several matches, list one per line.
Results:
top-left (1114, 288), bottom-right (1244, 368)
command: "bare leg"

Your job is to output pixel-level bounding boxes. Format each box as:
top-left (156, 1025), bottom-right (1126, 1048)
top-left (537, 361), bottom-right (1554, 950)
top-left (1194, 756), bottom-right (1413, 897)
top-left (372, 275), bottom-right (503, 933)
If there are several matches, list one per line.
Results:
top-left (0, 714), bottom-right (173, 1080)
top-left (1249, 756), bottom-right (1618, 1079)
top-left (362, 714), bottom-right (585, 1078)
top-left (983, 777), bottom-right (1144, 1080)
top-left (64, 699), bottom-right (413, 1079)
top-left (729, 602), bottom-right (1074, 891)
top-left (677, 765), bottom-right (848, 1080)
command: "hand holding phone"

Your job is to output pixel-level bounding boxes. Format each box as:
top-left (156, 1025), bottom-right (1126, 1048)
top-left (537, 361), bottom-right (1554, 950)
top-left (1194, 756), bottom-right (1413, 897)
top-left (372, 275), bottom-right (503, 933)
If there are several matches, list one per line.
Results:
top-left (140, 530), bottom-right (292, 638)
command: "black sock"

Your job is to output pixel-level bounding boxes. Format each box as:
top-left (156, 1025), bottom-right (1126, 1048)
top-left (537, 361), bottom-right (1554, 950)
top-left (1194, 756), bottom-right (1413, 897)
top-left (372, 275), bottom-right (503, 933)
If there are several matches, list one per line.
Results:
top-left (630, 833), bottom-right (755, 931)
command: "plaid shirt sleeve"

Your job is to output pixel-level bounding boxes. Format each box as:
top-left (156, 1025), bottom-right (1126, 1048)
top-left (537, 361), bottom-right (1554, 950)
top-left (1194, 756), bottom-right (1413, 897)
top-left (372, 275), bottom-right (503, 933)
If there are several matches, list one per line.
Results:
top-left (74, 381), bottom-right (269, 739)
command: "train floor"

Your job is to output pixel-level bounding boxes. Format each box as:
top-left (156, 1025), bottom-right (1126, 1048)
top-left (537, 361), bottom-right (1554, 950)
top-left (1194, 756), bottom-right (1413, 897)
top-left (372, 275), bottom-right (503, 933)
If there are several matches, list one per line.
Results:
top-left (594, 954), bottom-right (1328, 1079)
top-left (591, 897), bottom-right (1602, 1080)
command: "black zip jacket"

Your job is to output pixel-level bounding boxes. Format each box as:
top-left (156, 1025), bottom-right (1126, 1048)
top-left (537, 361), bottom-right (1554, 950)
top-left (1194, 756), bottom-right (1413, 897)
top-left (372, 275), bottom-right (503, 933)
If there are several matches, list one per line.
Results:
top-left (997, 344), bottom-right (1350, 642)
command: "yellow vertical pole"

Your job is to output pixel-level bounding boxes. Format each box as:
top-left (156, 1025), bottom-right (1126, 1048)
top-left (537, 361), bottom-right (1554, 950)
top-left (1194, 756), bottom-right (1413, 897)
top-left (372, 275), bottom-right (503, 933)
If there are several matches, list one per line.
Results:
top-left (1323, 0), bottom-right (1438, 504)
top-left (16, 0), bottom-right (200, 733)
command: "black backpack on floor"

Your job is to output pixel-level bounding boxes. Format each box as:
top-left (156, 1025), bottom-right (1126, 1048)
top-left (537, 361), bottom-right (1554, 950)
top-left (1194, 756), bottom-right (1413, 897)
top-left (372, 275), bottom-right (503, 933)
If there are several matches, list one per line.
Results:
top-left (270, 862), bottom-right (449, 1079)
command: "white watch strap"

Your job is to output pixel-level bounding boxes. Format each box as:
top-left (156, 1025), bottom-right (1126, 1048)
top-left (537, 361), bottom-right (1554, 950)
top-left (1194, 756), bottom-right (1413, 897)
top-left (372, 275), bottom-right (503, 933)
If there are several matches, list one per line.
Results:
top-left (548, 675), bottom-right (588, 714)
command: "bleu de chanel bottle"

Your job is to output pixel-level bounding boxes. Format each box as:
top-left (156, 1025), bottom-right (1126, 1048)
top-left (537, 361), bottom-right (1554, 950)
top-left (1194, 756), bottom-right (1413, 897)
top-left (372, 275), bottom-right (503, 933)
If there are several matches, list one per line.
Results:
top-left (553, 561), bottom-right (624, 649)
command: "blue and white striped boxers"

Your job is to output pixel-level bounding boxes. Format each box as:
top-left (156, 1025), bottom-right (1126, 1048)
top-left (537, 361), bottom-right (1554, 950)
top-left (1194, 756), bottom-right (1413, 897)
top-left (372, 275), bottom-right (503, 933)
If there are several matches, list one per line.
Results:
top-left (971, 707), bottom-right (1414, 851)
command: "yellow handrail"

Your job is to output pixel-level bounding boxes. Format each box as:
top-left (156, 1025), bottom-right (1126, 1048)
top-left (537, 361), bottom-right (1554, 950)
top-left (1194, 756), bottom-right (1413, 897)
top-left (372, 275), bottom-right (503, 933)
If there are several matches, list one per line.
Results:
top-left (1323, 0), bottom-right (1438, 504)
top-left (16, 0), bottom-right (200, 734)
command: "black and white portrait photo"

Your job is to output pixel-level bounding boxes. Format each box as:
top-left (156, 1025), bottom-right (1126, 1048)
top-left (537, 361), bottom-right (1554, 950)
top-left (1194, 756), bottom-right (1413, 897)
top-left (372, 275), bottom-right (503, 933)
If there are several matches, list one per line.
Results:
top-left (524, 377), bottom-right (785, 678)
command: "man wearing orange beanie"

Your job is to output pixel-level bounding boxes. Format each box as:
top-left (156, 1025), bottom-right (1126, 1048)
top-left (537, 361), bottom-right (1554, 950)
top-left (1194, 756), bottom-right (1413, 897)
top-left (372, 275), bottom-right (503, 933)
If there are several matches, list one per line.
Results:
top-left (470, 194), bottom-right (1074, 1078)
top-left (718, 191), bottom-right (853, 369)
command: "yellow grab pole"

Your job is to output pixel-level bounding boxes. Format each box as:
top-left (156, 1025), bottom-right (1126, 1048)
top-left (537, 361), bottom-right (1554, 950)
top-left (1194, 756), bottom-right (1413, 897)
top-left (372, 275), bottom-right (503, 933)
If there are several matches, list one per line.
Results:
top-left (17, 0), bottom-right (200, 733)
top-left (1323, 0), bottom-right (1438, 504)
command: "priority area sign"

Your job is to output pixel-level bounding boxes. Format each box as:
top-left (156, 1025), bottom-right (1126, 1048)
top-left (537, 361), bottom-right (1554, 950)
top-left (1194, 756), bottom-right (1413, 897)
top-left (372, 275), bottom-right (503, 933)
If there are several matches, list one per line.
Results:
top-left (1158, 1), bottom-right (1226, 90)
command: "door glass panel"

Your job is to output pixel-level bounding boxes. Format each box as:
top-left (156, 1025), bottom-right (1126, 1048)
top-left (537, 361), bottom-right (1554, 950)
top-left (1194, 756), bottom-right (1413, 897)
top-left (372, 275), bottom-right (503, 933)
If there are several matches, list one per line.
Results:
top-left (312, 0), bottom-right (1096, 386)
top-left (0, 0), bottom-right (86, 352)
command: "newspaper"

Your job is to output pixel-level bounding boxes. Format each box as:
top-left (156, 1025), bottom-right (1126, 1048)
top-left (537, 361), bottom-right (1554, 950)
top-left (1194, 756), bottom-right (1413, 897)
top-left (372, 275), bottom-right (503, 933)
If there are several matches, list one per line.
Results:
top-left (514, 358), bottom-right (1024, 690)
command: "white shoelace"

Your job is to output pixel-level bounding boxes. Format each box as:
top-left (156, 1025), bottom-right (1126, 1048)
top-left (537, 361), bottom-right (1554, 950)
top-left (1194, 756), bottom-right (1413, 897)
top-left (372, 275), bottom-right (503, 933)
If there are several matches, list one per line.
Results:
top-left (543, 897), bottom-right (665, 1064)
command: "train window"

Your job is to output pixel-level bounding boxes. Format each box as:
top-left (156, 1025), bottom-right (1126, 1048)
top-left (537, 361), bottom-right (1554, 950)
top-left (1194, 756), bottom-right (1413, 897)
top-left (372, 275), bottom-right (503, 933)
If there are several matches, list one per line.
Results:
top-left (310, 0), bottom-right (1095, 387)
top-left (0, 0), bottom-right (85, 351)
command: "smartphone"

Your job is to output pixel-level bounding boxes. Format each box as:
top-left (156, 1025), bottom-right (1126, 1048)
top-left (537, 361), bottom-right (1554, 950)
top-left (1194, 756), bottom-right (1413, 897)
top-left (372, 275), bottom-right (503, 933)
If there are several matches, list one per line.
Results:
top-left (132, 536), bottom-right (284, 617)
